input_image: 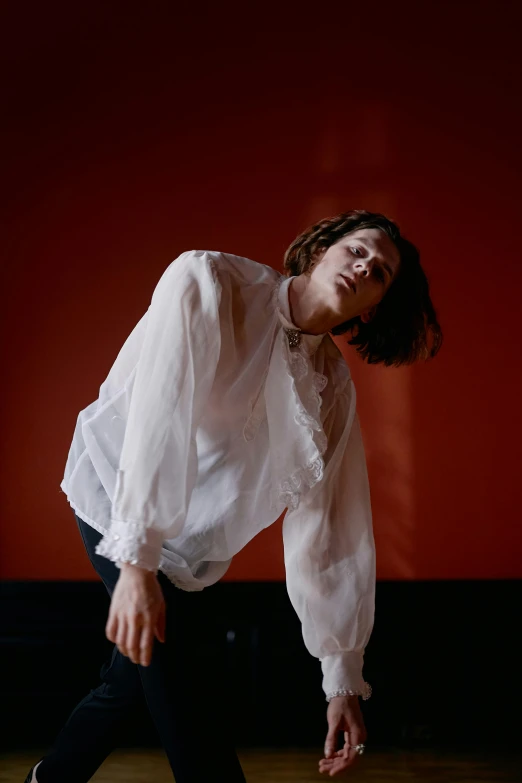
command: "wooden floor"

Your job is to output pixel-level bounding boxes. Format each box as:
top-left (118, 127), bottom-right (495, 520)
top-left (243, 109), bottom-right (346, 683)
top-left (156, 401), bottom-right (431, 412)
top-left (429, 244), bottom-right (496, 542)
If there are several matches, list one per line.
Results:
top-left (1, 748), bottom-right (521, 782)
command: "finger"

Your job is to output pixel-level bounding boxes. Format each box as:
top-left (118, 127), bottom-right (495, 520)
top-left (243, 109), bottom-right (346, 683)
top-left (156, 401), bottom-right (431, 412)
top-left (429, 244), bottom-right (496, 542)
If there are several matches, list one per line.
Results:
top-left (319, 749), bottom-right (345, 763)
top-left (347, 726), bottom-right (365, 746)
top-left (324, 723), bottom-right (339, 760)
top-left (139, 622), bottom-right (154, 667)
top-left (340, 742), bottom-right (363, 769)
top-left (105, 612), bottom-right (117, 644)
top-left (319, 759), bottom-right (348, 777)
top-left (319, 757), bottom-right (337, 768)
top-left (336, 730), bottom-right (349, 759)
top-left (325, 750), bottom-right (359, 776)
top-left (116, 617), bottom-right (129, 658)
top-left (347, 708), bottom-right (367, 745)
top-left (126, 619), bottom-right (141, 664)
top-left (320, 742), bottom-right (361, 775)
top-left (318, 750), bottom-right (345, 770)
top-left (318, 759), bottom-right (336, 771)
top-left (340, 729), bottom-right (364, 769)
top-left (155, 602), bottom-right (166, 644)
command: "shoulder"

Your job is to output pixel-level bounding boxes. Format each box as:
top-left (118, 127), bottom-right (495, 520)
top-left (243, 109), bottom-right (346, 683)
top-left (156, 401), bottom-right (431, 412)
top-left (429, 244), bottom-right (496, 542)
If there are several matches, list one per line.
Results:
top-left (157, 250), bottom-right (282, 309)
top-left (191, 249), bottom-right (281, 287)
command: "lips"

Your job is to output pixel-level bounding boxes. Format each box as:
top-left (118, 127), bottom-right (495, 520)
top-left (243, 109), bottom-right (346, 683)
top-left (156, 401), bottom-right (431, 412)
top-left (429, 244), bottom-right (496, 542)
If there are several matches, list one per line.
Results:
top-left (341, 274), bottom-right (356, 293)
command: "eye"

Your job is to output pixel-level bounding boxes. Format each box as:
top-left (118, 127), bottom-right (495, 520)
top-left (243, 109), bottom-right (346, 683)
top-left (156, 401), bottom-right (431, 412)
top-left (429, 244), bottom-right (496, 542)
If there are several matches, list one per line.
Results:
top-left (374, 266), bottom-right (385, 283)
top-left (350, 246), bottom-right (362, 256)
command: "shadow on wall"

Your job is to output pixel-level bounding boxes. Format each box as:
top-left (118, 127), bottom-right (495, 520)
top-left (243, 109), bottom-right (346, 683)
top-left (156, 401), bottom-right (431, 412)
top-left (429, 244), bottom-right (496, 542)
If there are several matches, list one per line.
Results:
top-left (308, 106), bottom-right (417, 580)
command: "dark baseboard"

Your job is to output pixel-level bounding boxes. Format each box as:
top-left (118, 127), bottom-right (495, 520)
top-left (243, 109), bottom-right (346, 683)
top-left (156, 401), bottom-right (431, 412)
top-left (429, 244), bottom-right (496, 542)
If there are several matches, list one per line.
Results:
top-left (1, 580), bottom-right (521, 750)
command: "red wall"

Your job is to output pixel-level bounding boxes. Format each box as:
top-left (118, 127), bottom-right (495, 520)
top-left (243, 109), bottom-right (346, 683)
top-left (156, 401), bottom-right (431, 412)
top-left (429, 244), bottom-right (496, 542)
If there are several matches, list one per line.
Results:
top-left (2, 2), bottom-right (521, 580)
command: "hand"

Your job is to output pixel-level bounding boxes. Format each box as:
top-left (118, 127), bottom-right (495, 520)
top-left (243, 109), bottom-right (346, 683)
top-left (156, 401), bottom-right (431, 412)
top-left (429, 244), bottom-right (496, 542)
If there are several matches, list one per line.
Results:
top-left (105, 563), bottom-right (166, 666)
top-left (319, 694), bottom-right (367, 777)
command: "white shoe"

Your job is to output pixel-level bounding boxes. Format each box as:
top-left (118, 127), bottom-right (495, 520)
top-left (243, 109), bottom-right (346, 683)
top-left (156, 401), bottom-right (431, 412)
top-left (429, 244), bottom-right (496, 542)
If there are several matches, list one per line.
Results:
top-left (24, 759), bottom-right (42, 783)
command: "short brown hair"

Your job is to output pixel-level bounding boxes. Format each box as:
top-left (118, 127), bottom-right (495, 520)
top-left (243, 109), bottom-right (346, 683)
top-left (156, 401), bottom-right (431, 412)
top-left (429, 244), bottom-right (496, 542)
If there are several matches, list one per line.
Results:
top-left (283, 210), bottom-right (442, 367)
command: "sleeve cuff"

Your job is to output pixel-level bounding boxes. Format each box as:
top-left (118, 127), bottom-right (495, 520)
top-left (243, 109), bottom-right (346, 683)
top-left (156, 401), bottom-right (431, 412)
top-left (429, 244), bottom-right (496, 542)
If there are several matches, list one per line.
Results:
top-left (94, 518), bottom-right (164, 572)
top-left (321, 652), bottom-right (371, 700)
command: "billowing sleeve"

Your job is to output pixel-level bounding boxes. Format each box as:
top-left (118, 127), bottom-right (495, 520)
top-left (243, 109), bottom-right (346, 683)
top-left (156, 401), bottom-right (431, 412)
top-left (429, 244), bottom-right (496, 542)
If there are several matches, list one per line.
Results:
top-left (95, 250), bottom-right (222, 571)
top-left (282, 381), bottom-right (375, 700)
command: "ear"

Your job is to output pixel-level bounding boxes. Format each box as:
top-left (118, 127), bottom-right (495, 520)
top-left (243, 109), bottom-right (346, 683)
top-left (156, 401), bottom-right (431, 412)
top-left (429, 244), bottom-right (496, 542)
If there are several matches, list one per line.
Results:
top-left (360, 307), bottom-right (377, 324)
top-left (310, 245), bottom-right (326, 267)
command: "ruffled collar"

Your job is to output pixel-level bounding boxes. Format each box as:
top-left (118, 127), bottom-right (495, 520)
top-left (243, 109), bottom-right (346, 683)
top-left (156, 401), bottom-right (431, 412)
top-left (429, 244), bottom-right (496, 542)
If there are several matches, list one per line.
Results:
top-left (256, 274), bottom-right (330, 512)
top-left (243, 273), bottom-right (332, 512)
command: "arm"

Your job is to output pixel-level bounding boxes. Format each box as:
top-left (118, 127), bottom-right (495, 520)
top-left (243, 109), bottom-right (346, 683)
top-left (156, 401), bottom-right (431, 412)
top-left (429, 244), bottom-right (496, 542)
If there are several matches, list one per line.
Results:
top-left (96, 250), bottom-right (222, 665)
top-left (282, 382), bottom-right (375, 775)
top-left (95, 249), bottom-right (222, 569)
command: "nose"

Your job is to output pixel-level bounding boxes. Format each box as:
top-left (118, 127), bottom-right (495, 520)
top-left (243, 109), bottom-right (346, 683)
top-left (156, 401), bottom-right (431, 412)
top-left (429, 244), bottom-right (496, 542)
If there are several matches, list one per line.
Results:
top-left (353, 258), bottom-right (373, 278)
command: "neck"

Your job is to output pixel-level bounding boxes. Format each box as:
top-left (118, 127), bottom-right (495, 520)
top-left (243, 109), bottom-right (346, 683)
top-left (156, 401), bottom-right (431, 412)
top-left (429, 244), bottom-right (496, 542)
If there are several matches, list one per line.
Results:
top-left (288, 275), bottom-right (341, 335)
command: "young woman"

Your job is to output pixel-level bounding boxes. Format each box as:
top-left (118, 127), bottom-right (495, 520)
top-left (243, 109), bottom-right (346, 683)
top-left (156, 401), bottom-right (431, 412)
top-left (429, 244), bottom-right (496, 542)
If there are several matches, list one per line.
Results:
top-left (27, 210), bottom-right (441, 782)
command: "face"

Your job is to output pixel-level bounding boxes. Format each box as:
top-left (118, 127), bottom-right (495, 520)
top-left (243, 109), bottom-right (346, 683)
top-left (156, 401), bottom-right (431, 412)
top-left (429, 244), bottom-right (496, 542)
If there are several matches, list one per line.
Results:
top-left (309, 227), bottom-right (401, 324)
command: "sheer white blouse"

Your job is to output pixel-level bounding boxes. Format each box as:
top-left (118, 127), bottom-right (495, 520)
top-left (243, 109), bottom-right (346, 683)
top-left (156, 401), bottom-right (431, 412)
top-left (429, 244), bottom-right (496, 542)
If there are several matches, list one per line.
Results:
top-left (60, 249), bottom-right (375, 700)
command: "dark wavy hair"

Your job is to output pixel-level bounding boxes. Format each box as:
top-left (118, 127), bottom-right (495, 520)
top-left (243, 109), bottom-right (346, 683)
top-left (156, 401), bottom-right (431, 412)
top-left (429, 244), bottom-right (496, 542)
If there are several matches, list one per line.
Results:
top-left (283, 209), bottom-right (442, 367)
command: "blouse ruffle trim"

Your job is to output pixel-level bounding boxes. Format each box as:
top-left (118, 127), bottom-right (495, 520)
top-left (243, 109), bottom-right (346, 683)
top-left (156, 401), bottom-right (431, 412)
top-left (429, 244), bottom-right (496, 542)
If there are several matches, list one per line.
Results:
top-left (326, 683), bottom-right (372, 702)
top-left (265, 276), bottom-right (330, 513)
top-left (275, 348), bottom-right (328, 511)
top-left (94, 518), bottom-right (162, 572)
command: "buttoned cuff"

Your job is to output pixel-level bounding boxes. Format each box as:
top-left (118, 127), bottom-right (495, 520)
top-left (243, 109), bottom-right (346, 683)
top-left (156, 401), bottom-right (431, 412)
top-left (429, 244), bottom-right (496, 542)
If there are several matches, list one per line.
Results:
top-left (94, 518), bottom-right (164, 572)
top-left (321, 652), bottom-right (371, 700)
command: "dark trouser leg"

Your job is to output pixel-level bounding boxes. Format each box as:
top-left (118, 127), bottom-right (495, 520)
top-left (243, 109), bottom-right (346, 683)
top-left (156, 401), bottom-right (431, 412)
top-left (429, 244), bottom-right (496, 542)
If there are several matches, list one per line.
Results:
top-left (36, 517), bottom-right (147, 783)
top-left (135, 578), bottom-right (246, 782)
top-left (37, 514), bottom-right (245, 783)
top-left (36, 646), bottom-right (146, 782)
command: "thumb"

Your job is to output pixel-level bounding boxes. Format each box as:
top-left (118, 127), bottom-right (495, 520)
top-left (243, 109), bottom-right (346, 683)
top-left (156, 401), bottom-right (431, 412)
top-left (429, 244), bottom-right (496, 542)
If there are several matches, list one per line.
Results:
top-left (154, 603), bottom-right (166, 643)
top-left (324, 721), bottom-right (338, 759)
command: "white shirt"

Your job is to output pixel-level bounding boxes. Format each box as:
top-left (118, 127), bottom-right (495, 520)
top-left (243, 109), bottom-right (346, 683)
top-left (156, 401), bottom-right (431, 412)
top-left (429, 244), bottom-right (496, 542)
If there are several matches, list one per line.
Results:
top-left (60, 249), bottom-right (375, 699)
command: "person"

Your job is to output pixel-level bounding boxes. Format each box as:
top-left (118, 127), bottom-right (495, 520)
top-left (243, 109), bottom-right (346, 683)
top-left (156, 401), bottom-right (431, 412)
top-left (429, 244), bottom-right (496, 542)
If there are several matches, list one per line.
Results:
top-left (26, 209), bottom-right (442, 782)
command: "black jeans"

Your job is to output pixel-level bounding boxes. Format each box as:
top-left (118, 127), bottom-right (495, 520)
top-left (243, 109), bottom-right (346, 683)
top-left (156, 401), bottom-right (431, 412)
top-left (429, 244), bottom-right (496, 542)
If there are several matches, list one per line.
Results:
top-left (36, 513), bottom-right (246, 783)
